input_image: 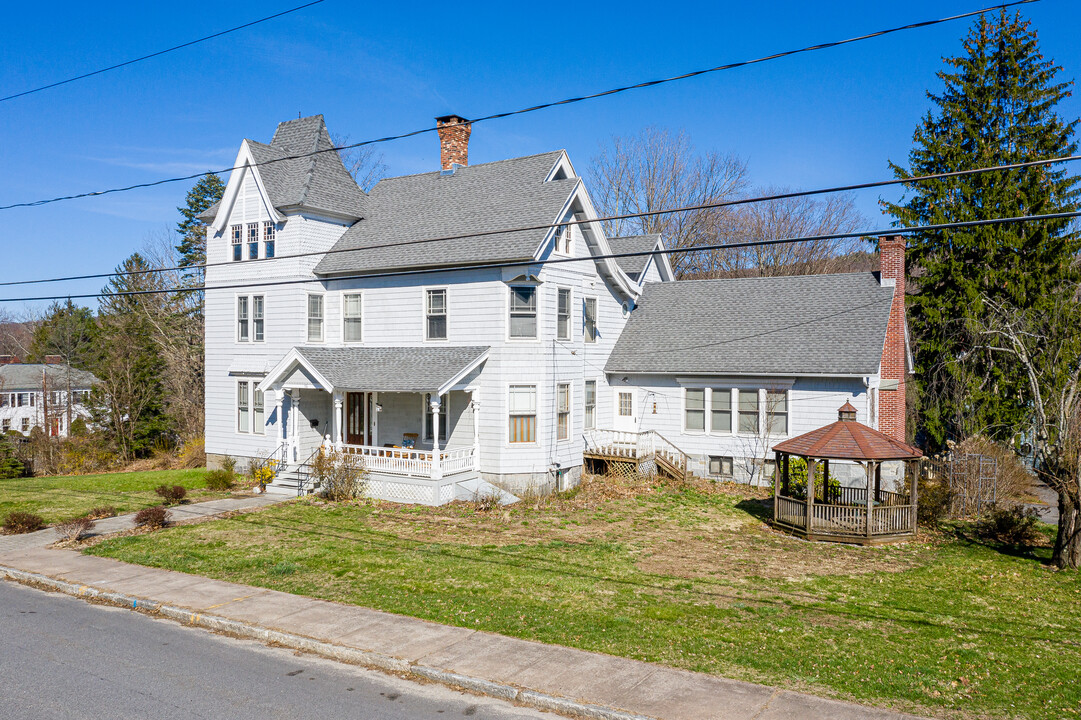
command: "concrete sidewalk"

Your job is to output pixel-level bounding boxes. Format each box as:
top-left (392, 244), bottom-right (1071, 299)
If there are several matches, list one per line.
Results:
top-left (0, 546), bottom-right (928, 720)
top-left (0, 494), bottom-right (286, 554)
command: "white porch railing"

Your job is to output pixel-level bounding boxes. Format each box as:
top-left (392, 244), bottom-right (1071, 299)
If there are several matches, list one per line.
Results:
top-left (340, 443), bottom-right (476, 478)
top-left (583, 429), bottom-right (690, 479)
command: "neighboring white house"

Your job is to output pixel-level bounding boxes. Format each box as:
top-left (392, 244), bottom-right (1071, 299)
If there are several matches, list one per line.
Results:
top-left (0, 362), bottom-right (98, 437)
top-left (201, 114), bottom-right (911, 502)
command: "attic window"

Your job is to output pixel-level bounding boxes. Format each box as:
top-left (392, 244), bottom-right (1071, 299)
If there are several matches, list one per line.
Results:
top-left (231, 226), bottom-right (242, 262)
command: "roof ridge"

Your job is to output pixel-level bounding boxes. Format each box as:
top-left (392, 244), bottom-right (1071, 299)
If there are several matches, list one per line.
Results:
top-left (650, 271), bottom-right (880, 288)
top-left (375, 150), bottom-right (566, 184)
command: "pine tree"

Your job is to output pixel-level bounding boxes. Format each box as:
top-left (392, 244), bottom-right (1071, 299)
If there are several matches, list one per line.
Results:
top-left (175, 173), bottom-right (225, 284)
top-left (883, 10), bottom-right (1080, 449)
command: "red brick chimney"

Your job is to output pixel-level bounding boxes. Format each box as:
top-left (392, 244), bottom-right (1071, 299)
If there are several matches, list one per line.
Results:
top-left (44, 355), bottom-right (63, 365)
top-left (0, 355), bottom-right (17, 365)
top-left (436, 115), bottom-right (471, 170)
top-left (878, 235), bottom-right (907, 443)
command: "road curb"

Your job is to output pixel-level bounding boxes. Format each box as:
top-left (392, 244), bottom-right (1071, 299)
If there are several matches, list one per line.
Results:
top-left (0, 564), bottom-right (654, 720)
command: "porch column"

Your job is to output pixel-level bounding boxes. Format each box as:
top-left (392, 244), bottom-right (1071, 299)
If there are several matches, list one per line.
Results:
top-left (276, 391), bottom-right (285, 447)
top-left (470, 391), bottom-right (480, 471)
top-left (333, 392), bottom-right (344, 451)
top-left (430, 395), bottom-right (442, 480)
top-left (292, 391), bottom-right (300, 462)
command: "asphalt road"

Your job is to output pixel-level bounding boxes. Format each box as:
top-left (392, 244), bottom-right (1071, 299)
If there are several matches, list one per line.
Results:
top-left (0, 581), bottom-right (552, 720)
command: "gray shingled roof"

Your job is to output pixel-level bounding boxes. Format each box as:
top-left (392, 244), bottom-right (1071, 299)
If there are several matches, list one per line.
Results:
top-left (0, 364), bottom-right (99, 392)
top-left (605, 273), bottom-right (895, 376)
top-left (607, 234), bottom-right (661, 280)
top-left (295, 346), bottom-right (488, 393)
top-left (314, 152), bottom-right (577, 276)
top-left (201, 115), bottom-right (366, 223)
top-left (197, 200), bottom-right (220, 222)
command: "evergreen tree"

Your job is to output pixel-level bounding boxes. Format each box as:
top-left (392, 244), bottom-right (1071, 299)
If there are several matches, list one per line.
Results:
top-left (883, 10), bottom-right (1080, 449)
top-left (175, 173), bottom-right (225, 284)
top-left (28, 300), bottom-right (97, 369)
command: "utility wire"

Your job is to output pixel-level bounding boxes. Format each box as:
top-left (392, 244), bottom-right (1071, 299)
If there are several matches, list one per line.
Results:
top-left (0, 1), bottom-right (326, 104)
top-left (1, 209), bottom-right (1076, 304)
top-left (0, 0), bottom-right (1035, 212)
top-left (2, 152), bottom-right (1076, 290)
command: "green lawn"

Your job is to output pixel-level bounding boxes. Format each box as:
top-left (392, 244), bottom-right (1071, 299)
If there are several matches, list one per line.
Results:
top-left (86, 482), bottom-right (1080, 719)
top-left (0, 468), bottom-right (225, 524)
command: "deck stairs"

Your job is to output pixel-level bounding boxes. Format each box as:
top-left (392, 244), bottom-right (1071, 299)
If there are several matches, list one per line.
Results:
top-left (583, 429), bottom-right (691, 480)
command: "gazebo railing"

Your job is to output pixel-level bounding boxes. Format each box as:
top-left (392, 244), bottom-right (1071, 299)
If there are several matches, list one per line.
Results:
top-left (790, 486), bottom-right (910, 507)
top-left (773, 495), bottom-right (915, 538)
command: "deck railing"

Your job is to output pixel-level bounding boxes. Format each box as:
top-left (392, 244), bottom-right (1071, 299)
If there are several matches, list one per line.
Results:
top-left (339, 443), bottom-right (475, 479)
top-left (583, 429), bottom-right (690, 477)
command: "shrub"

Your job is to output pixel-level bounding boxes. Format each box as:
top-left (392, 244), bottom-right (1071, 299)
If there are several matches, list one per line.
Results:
top-left (3, 511), bottom-right (45, 534)
top-left (85, 506), bottom-right (117, 519)
top-left (772, 457), bottom-right (841, 501)
top-left (976, 506), bottom-right (1043, 547)
top-left (221, 456), bottom-right (238, 475)
top-left (54, 516), bottom-right (96, 542)
top-left (311, 448), bottom-right (368, 501)
top-left (178, 436), bottom-right (206, 469)
top-left (246, 457), bottom-right (277, 490)
top-left (134, 505), bottom-right (170, 529)
top-left (154, 484), bottom-right (187, 504)
top-left (0, 434), bottom-right (26, 478)
top-left (205, 469), bottom-right (235, 491)
top-left (917, 475), bottom-right (953, 526)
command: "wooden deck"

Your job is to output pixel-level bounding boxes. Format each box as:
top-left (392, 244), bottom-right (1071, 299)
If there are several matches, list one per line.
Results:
top-left (773, 487), bottom-right (916, 545)
top-left (583, 430), bottom-right (689, 480)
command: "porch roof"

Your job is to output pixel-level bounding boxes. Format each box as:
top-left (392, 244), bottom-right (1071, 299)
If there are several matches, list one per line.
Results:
top-left (263, 346), bottom-right (489, 395)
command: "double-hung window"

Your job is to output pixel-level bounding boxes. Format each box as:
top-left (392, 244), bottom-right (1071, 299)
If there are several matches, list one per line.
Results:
top-left (237, 382), bottom-right (250, 433)
top-left (584, 380), bottom-right (596, 430)
top-left (253, 388), bottom-right (265, 433)
top-left (738, 389), bottom-right (759, 434)
top-left (252, 295), bottom-right (264, 342)
top-left (509, 286), bottom-right (537, 339)
top-left (424, 393), bottom-right (448, 442)
top-left (583, 298), bottom-right (597, 343)
top-left (556, 288), bottom-right (571, 340)
top-left (766, 390), bottom-right (788, 435)
top-left (236, 380), bottom-right (264, 434)
top-left (343, 293), bottom-right (363, 343)
top-left (263, 222), bottom-right (276, 258)
top-left (247, 223), bottom-right (259, 260)
top-left (684, 388), bottom-right (705, 431)
top-left (508, 385), bottom-right (537, 443)
top-left (556, 383), bottom-right (570, 440)
top-left (710, 388), bottom-right (732, 433)
top-left (231, 226), bottom-right (242, 261)
top-left (237, 297), bottom-right (249, 342)
top-left (0, 394), bottom-right (7, 408)
top-left (20, 418), bottom-right (29, 433)
top-left (426, 289), bottom-right (447, 340)
top-left (0, 419), bottom-right (8, 432)
top-left (307, 294), bottom-right (324, 343)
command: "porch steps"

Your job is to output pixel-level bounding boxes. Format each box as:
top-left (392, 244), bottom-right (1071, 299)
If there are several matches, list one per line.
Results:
top-left (265, 465), bottom-right (314, 496)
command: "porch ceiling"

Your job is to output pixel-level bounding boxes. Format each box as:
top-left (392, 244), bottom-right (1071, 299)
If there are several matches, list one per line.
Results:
top-left (267, 346), bottom-right (489, 395)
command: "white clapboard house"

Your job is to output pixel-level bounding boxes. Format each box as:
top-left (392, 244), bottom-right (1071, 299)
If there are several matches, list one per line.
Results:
top-left (0, 360), bottom-right (98, 437)
top-left (202, 115), bottom-right (910, 502)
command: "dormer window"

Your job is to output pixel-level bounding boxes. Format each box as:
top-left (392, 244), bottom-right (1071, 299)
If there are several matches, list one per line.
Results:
top-left (247, 223), bottom-right (259, 260)
top-left (231, 226), bottom-right (242, 261)
top-left (263, 222), bottom-right (276, 259)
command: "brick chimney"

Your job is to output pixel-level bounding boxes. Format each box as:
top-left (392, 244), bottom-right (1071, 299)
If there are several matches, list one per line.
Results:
top-left (878, 235), bottom-right (907, 443)
top-left (436, 115), bottom-right (471, 171)
top-left (44, 355), bottom-right (63, 365)
top-left (0, 355), bottom-right (17, 365)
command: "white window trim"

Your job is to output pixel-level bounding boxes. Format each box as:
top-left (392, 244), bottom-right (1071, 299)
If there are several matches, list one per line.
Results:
top-left (764, 388), bottom-right (789, 438)
top-left (583, 296), bottom-right (598, 344)
top-left (262, 221), bottom-right (277, 258)
top-left (231, 225), bottom-right (243, 262)
top-left (506, 382), bottom-right (539, 446)
top-left (307, 293), bottom-right (326, 344)
top-left (682, 387), bottom-right (707, 434)
top-left (736, 388), bottom-right (761, 437)
top-left (424, 287), bottom-right (449, 342)
top-left (556, 382), bottom-right (571, 442)
top-left (584, 379), bottom-right (597, 430)
top-left (340, 290), bottom-right (364, 345)
top-left (235, 379), bottom-right (265, 435)
top-left (506, 284), bottom-right (540, 342)
top-left (247, 222), bottom-right (260, 260)
top-left (708, 387), bottom-right (735, 436)
top-left (555, 286), bottom-right (572, 341)
top-left (235, 293), bottom-right (265, 344)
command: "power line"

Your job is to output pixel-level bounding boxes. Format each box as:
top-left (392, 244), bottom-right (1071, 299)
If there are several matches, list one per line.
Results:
top-left (0, 1), bottom-right (326, 104)
top-left (0, 0), bottom-right (1035, 212)
top-left (2, 152), bottom-right (1076, 290)
top-left (1, 209), bottom-right (1076, 304)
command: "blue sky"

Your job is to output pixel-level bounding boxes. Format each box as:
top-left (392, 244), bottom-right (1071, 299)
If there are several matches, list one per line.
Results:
top-left (0, 0), bottom-right (1078, 310)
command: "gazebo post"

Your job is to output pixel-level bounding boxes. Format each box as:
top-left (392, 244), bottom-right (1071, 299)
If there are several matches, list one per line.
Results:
top-left (874, 462), bottom-right (882, 502)
top-left (822, 459), bottom-right (830, 503)
top-left (806, 457), bottom-right (817, 535)
top-left (909, 460), bottom-right (919, 534)
top-left (773, 451), bottom-right (781, 508)
top-left (783, 453), bottom-right (790, 496)
top-left (866, 461), bottom-right (876, 539)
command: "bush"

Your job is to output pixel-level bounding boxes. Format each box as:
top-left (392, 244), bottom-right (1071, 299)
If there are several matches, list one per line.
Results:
top-left (133, 505), bottom-right (170, 529)
top-left (0, 434), bottom-right (26, 478)
top-left (178, 436), bottom-right (206, 469)
top-left (3, 511), bottom-right (45, 534)
top-left (85, 506), bottom-right (117, 519)
top-left (311, 448), bottom-right (367, 501)
top-left (205, 469), bottom-right (234, 491)
top-left (54, 516), bottom-right (95, 542)
top-left (917, 475), bottom-right (953, 526)
top-left (772, 457), bottom-right (841, 500)
top-left (976, 506), bottom-right (1043, 547)
top-left (154, 484), bottom-right (187, 504)
top-left (246, 457), bottom-right (277, 490)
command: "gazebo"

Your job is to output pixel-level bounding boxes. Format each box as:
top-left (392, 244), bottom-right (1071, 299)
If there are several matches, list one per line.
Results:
top-left (771, 403), bottom-right (923, 545)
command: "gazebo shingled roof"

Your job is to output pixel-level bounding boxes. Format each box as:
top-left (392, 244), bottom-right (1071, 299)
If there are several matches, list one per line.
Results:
top-left (773, 406), bottom-right (922, 462)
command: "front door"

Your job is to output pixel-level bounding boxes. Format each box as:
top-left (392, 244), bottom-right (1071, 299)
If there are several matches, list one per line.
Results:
top-left (613, 389), bottom-right (637, 432)
top-left (346, 392), bottom-right (372, 446)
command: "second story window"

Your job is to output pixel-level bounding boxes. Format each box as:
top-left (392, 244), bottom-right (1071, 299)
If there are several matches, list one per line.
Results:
top-left (509, 286), bottom-right (537, 339)
top-left (263, 222), bottom-right (276, 258)
top-left (508, 385), bottom-right (537, 443)
top-left (583, 298), bottom-right (597, 343)
top-left (556, 288), bottom-right (571, 340)
top-left (237, 296), bottom-right (249, 342)
top-left (556, 383), bottom-right (570, 440)
top-left (307, 294), bottom-right (324, 343)
top-left (426, 289), bottom-right (447, 340)
top-left (343, 293), bottom-right (363, 342)
top-left (231, 225), bottom-right (242, 261)
top-left (584, 380), bottom-right (596, 430)
top-left (248, 223), bottom-right (259, 260)
top-left (253, 295), bottom-right (264, 342)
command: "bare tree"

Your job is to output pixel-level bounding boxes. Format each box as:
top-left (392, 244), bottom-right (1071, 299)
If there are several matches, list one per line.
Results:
top-left (332, 133), bottom-right (388, 192)
top-left (970, 294), bottom-right (1081, 568)
top-left (588, 126), bottom-right (748, 277)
